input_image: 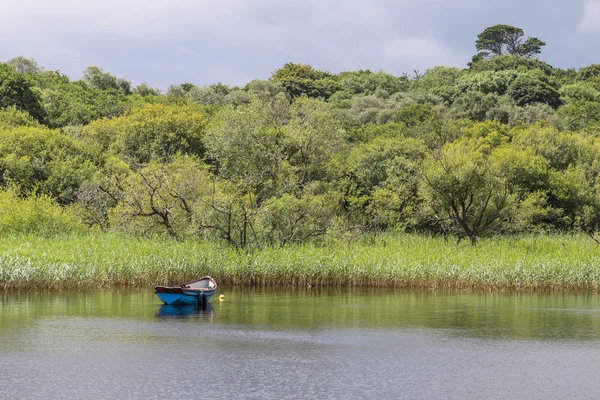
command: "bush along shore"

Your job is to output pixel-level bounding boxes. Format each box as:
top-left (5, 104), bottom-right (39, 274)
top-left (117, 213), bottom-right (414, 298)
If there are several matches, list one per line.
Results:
top-left (2, 233), bottom-right (600, 291)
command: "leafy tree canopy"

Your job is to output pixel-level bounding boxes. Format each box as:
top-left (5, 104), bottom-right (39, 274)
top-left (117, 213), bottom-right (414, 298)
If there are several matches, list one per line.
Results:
top-left (271, 63), bottom-right (340, 99)
top-left (7, 56), bottom-right (43, 75)
top-left (475, 24), bottom-right (546, 60)
top-left (0, 63), bottom-right (45, 122)
top-left (469, 55), bottom-right (553, 74)
top-left (81, 103), bottom-right (208, 164)
top-left (82, 66), bottom-right (131, 94)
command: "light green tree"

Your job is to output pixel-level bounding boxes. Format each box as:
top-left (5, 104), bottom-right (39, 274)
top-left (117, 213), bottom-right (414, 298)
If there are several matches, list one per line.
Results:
top-left (110, 156), bottom-right (212, 238)
top-left (206, 94), bottom-right (294, 200)
top-left (420, 142), bottom-right (513, 244)
top-left (81, 103), bottom-right (208, 164)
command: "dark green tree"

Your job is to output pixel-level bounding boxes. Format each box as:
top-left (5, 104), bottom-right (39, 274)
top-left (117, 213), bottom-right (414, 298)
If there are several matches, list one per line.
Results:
top-left (0, 63), bottom-right (45, 122)
top-left (475, 25), bottom-right (546, 59)
top-left (508, 70), bottom-right (561, 108)
top-left (469, 55), bottom-right (553, 74)
top-left (271, 63), bottom-right (340, 99)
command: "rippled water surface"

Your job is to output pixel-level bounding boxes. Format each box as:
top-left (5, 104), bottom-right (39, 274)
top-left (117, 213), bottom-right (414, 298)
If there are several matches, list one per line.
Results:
top-left (2, 288), bottom-right (600, 399)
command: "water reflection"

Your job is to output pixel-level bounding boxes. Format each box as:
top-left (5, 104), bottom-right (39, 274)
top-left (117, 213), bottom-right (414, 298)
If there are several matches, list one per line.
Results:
top-left (3, 288), bottom-right (600, 340)
top-left (3, 288), bottom-right (600, 399)
top-left (156, 303), bottom-right (214, 319)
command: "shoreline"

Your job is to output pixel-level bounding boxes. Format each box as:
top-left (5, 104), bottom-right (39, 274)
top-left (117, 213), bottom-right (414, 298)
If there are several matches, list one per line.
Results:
top-left (2, 233), bottom-right (600, 291)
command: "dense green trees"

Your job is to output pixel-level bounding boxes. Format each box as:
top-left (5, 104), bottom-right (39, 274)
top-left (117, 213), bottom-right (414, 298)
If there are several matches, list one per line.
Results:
top-left (81, 103), bottom-right (208, 163)
top-left (2, 41), bottom-right (600, 246)
top-left (0, 63), bottom-right (44, 122)
top-left (82, 66), bottom-right (131, 94)
top-left (0, 126), bottom-right (95, 204)
top-left (271, 63), bottom-right (340, 99)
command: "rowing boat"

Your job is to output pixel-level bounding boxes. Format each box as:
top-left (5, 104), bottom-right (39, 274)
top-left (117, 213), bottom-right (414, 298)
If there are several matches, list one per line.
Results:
top-left (155, 276), bottom-right (217, 307)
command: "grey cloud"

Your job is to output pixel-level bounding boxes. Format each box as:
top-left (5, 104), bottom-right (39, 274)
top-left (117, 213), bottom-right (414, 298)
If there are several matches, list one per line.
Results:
top-left (579, 0), bottom-right (600, 32)
top-left (0, 0), bottom-right (595, 89)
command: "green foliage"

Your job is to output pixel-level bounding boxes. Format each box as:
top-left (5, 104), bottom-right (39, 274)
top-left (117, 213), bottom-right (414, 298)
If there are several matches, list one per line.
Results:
top-left (559, 83), bottom-right (600, 103)
top-left (132, 83), bottom-right (161, 96)
top-left (457, 70), bottom-right (518, 95)
top-left (41, 80), bottom-right (132, 128)
top-left (508, 70), bottom-right (561, 108)
top-left (346, 136), bottom-right (426, 193)
top-left (553, 68), bottom-right (579, 86)
top-left (0, 106), bottom-right (40, 129)
top-left (74, 155), bottom-right (131, 230)
top-left (491, 146), bottom-right (549, 194)
top-left (475, 25), bottom-right (545, 59)
top-left (271, 63), bottom-right (340, 99)
top-left (512, 126), bottom-right (599, 170)
top-left (339, 70), bottom-right (409, 96)
top-left (187, 85), bottom-right (228, 106)
top-left (452, 91), bottom-right (503, 122)
top-left (393, 103), bottom-right (435, 127)
top-left (110, 156), bottom-right (212, 238)
top-left (7, 56), bottom-right (42, 74)
top-left (0, 126), bottom-right (95, 204)
top-left (82, 66), bottom-right (131, 94)
top-left (548, 165), bottom-right (592, 228)
top-left (0, 189), bottom-right (80, 236)
top-left (81, 103), bottom-right (208, 164)
top-left (206, 94), bottom-right (293, 199)
top-left (342, 136), bottom-right (426, 231)
top-left (577, 64), bottom-right (600, 82)
top-left (347, 95), bottom-right (394, 125)
top-left (469, 55), bottom-right (554, 75)
top-left (507, 103), bottom-right (555, 127)
top-left (0, 63), bottom-right (44, 122)
top-left (412, 66), bottom-right (462, 91)
top-left (421, 142), bottom-right (514, 244)
top-left (6, 48), bottom-right (600, 249)
top-left (459, 121), bottom-right (511, 152)
top-left (284, 97), bottom-right (345, 185)
top-left (245, 80), bottom-right (288, 102)
top-left (186, 84), bottom-right (249, 107)
top-left (557, 100), bottom-right (600, 130)
top-left (257, 192), bottom-right (341, 245)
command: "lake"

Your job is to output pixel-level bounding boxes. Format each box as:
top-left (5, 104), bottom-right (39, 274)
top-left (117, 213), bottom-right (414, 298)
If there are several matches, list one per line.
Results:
top-left (2, 287), bottom-right (600, 399)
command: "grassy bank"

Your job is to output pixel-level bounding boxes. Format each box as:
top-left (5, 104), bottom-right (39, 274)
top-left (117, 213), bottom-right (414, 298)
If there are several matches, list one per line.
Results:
top-left (1, 233), bottom-right (600, 290)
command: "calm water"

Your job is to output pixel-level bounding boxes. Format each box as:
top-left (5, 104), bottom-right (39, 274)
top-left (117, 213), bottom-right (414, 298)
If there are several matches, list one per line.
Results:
top-left (2, 288), bottom-right (600, 399)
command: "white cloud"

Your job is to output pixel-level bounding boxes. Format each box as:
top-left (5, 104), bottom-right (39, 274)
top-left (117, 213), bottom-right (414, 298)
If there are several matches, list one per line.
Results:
top-left (0, 0), bottom-right (247, 36)
top-left (578, 0), bottom-right (600, 33)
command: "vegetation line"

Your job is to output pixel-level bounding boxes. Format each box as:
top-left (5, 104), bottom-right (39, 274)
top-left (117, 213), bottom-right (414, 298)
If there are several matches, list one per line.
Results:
top-left (2, 233), bottom-right (600, 291)
top-left (2, 24), bottom-right (600, 293)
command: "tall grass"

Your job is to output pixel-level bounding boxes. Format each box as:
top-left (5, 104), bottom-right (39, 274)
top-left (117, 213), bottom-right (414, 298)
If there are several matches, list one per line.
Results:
top-left (1, 233), bottom-right (600, 290)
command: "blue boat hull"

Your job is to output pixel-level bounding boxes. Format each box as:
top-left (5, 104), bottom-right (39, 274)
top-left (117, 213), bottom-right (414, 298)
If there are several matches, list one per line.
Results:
top-left (156, 290), bottom-right (216, 306)
top-left (155, 276), bottom-right (217, 306)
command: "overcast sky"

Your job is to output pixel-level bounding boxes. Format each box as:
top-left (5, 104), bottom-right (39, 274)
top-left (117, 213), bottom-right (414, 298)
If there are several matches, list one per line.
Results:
top-left (0, 0), bottom-right (598, 89)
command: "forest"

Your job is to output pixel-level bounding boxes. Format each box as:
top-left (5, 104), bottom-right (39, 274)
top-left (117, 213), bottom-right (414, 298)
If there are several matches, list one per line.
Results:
top-left (3, 24), bottom-right (600, 250)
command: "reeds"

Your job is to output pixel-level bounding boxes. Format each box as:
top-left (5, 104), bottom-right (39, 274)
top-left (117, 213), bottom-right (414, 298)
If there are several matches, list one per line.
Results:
top-left (1, 233), bottom-right (600, 290)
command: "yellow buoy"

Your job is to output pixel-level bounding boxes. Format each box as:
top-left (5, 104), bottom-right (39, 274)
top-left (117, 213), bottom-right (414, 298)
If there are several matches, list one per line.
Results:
top-left (219, 295), bottom-right (225, 301)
